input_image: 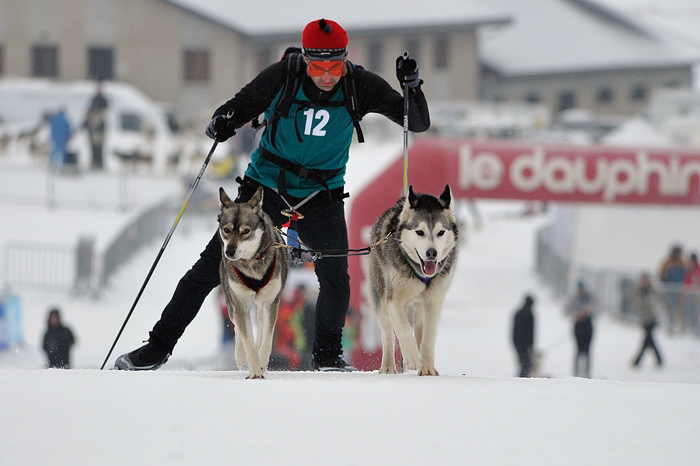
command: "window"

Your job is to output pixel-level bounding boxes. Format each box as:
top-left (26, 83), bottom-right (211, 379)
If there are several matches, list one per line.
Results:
top-left (434, 37), bottom-right (449, 70)
top-left (557, 91), bottom-right (575, 112)
top-left (368, 41), bottom-right (383, 72)
top-left (88, 47), bottom-right (113, 81)
top-left (596, 87), bottom-right (613, 104)
top-left (183, 49), bottom-right (210, 82)
top-left (120, 112), bottom-right (142, 132)
top-left (630, 84), bottom-right (647, 101)
top-left (32, 45), bottom-right (58, 78)
top-left (525, 92), bottom-right (540, 103)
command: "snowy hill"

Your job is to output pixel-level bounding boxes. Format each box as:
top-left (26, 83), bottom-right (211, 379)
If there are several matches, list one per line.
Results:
top-left (2, 368), bottom-right (698, 466)
top-left (1, 126), bottom-right (699, 465)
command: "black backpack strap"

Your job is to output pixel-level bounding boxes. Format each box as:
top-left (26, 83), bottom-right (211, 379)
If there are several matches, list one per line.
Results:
top-left (268, 52), bottom-right (305, 148)
top-left (343, 62), bottom-right (364, 144)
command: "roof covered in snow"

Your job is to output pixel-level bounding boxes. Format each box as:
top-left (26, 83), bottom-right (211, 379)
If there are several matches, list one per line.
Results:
top-left (164, 0), bottom-right (510, 37)
top-left (165, 0), bottom-right (700, 76)
top-left (479, 0), bottom-right (700, 76)
top-left (595, 0), bottom-right (700, 48)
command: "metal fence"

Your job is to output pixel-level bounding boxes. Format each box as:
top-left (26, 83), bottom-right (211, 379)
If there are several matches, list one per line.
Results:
top-left (0, 166), bottom-right (206, 295)
top-left (535, 225), bottom-right (699, 335)
top-left (2, 241), bottom-right (77, 293)
top-left (1, 201), bottom-right (217, 295)
top-left (0, 166), bottom-right (180, 211)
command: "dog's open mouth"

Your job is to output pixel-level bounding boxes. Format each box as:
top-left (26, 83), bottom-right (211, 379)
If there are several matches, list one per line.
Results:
top-left (420, 258), bottom-right (437, 276)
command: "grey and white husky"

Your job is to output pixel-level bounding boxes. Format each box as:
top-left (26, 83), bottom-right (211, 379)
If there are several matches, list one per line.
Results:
top-left (218, 187), bottom-right (288, 379)
top-left (369, 185), bottom-right (458, 376)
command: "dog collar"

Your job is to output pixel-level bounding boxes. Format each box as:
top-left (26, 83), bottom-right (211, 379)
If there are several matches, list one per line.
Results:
top-left (408, 262), bottom-right (433, 287)
top-left (232, 251), bottom-right (277, 292)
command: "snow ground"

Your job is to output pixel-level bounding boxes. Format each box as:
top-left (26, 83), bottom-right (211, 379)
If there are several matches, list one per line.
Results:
top-left (1, 132), bottom-right (699, 465)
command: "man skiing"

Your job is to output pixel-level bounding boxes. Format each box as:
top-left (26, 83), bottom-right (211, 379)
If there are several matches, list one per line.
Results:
top-left (114, 18), bottom-right (430, 371)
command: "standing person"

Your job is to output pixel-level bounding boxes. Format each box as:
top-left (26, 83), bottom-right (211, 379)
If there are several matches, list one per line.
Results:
top-left (49, 108), bottom-right (71, 169)
top-left (659, 244), bottom-right (686, 332)
top-left (566, 281), bottom-right (595, 378)
top-left (43, 308), bottom-right (76, 369)
top-left (114, 18), bottom-right (430, 371)
top-left (84, 81), bottom-right (109, 170)
top-left (511, 294), bottom-right (535, 377)
top-left (630, 273), bottom-right (666, 368)
top-left (682, 252), bottom-right (700, 333)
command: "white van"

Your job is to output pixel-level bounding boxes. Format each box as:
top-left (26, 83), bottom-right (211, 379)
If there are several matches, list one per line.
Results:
top-left (0, 79), bottom-right (179, 172)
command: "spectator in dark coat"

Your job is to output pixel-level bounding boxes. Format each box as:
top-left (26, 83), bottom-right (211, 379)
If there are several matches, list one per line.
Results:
top-left (512, 294), bottom-right (535, 377)
top-left (42, 308), bottom-right (76, 369)
top-left (84, 81), bottom-right (109, 170)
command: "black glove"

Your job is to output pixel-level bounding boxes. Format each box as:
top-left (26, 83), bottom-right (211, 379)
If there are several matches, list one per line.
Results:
top-left (396, 54), bottom-right (421, 89)
top-left (205, 111), bottom-right (237, 142)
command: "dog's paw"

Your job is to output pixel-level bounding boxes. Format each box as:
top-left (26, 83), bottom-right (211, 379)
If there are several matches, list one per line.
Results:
top-left (378, 365), bottom-right (398, 374)
top-left (246, 367), bottom-right (265, 379)
top-left (417, 366), bottom-right (440, 376)
top-left (402, 349), bottom-right (422, 371)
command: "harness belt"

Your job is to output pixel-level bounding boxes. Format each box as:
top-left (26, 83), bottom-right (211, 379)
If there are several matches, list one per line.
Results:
top-left (231, 251), bottom-right (277, 292)
top-left (259, 146), bottom-right (342, 198)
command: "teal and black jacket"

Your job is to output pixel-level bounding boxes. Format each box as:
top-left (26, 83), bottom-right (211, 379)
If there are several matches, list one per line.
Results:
top-left (212, 60), bottom-right (431, 198)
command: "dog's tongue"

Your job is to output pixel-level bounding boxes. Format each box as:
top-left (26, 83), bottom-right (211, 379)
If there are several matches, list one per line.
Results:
top-left (423, 260), bottom-right (437, 276)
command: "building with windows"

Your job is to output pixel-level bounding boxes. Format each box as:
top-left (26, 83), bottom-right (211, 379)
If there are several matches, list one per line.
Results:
top-left (479, 0), bottom-right (700, 117)
top-left (0, 0), bottom-right (508, 123)
top-left (1, 0), bottom-right (698, 126)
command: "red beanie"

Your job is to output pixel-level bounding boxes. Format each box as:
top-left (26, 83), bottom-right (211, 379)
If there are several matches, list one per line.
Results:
top-left (302, 19), bottom-right (348, 53)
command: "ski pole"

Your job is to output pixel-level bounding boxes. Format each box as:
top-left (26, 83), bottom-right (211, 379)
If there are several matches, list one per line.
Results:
top-left (402, 50), bottom-right (410, 197)
top-left (400, 51), bottom-right (411, 371)
top-left (100, 140), bottom-right (219, 369)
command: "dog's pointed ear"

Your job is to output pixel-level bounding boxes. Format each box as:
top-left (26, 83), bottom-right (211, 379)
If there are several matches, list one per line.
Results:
top-left (400, 186), bottom-right (417, 222)
top-left (407, 185), bottom-right (419, 209)
top-left (219, 187), bottom-right (234, 208)
top-left (438, 184), bottom-right (452, 210)
top-left (247, 186), bottom-right (264, 213)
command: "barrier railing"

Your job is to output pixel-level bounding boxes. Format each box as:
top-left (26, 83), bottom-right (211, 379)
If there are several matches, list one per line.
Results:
top-left (535, 225), bottom-right (699, 335)
top-left (2, 241), bottom-right (77, 293)
top-left (0, 166), bottom-right (180, 211)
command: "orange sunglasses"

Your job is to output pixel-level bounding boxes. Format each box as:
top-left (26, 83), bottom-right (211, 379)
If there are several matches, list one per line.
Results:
top-left (306, 60), bottom-right (347, 77)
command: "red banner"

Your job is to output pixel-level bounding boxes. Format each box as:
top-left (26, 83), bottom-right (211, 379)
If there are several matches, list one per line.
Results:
top-left (405, 137), bottom-right (700, 204)
top-left (347, 137), bottom-right (700, 370)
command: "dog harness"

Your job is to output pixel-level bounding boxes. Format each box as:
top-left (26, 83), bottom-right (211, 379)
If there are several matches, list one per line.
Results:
top-left (231, 251), bottom-right (278, 292)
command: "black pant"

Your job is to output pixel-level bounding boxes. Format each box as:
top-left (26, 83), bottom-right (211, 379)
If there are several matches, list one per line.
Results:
top-left (515, 347), bottom-right (532, 377)
top-left (90, 143), bottom-right (103, 169)
top-left (634, 320), bottom-right (662, 366)
top-left (150, 178), bottom-right (350, 362)
top-left (574, 318), bottom-right (593, 378)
